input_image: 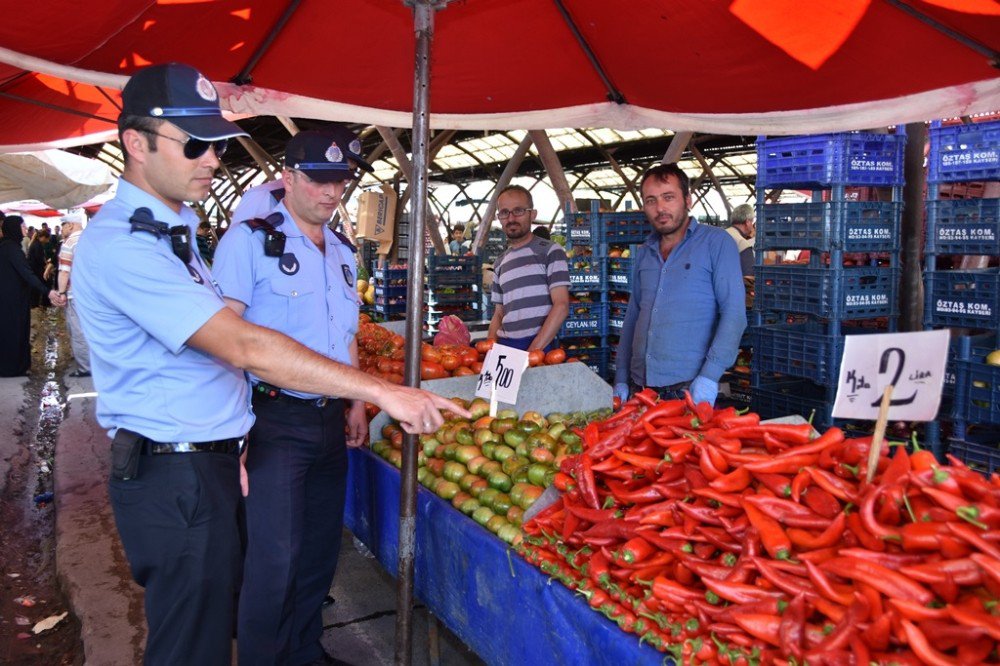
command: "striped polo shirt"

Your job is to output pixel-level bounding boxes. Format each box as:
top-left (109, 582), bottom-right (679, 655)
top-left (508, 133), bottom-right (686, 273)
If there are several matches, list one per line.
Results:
top-left (491, 235), bottom-right (570, 338)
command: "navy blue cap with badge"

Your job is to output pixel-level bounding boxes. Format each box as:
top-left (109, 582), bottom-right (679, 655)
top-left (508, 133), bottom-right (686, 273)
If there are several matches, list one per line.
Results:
top-left (121, 63), bottom-right (248, 154)
top-left (284, 125), bottom-right (373, 183)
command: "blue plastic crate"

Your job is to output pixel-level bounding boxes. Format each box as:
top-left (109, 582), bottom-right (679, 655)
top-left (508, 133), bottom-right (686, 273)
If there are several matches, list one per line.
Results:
top-left (928, 120), bottom-right (1000, 182)
top-left (600, 212), bottom-right (649, 244)
top-left (560, 302), bottom-right (607, 338)
top-left (751, 322), bottom-right (879, 385)
top-left (374, 284), bottom-right (407, 299)
top-left (757, 201), bottom-right (900, 252)
top-left (373, 267), bottom-right (408, 284)
top-left (566, 210), bottom-right (598, 244)
top-left (607, 256), bottom-right (632, 290)
top-left (750, 377), bottom-right (838, 430)
top-left (924, 269), bottom-right (1000, 330)
top-left (755, 265), bottom-right (898, 319)
top-left (568, 259), bottom-right (606, 291)
top-left (951, 335), bottom-right (1000, 426)
top-left (757, 133), bottom-right (906, 188)
top-left (564, 347), bottom-right (609, 376)
top-left (947, 428), bottom-right (1000, 477)
top-left (925, 198), bottom-right (1000, 255)
top-left (427, 289), bottom-right (479, 306)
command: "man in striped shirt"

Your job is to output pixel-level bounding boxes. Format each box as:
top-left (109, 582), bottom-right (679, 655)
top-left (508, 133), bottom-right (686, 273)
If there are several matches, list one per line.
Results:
top-left (487, 185), bottom-right (570, 351)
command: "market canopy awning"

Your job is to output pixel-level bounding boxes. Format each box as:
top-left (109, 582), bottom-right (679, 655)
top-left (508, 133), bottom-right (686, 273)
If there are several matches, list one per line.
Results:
top-left (0, 149), bottom-right (114, 209)
top-left (0, 0), bottom-right (998, 151)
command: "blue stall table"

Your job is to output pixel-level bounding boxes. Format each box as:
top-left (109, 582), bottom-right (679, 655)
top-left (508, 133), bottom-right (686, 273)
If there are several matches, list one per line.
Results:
top-left (345, 448), bottom-right (666, 666)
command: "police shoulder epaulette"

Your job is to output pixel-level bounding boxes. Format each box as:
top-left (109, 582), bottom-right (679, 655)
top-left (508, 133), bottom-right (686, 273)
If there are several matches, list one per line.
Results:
top-left (331, 228), bottom-right (357, 253)
top-left (243, 211), bottom-right (284, 233)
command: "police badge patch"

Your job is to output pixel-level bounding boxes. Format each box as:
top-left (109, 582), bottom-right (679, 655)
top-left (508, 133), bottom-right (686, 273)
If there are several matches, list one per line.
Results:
top-left (325, 143), bottom-right (344, 164)
top-left (195, 74), bottom-right (218, 102)
top-left (279, 253), bottom-right (300, 275)
top-left (187, 264), bottom-right (204, 284)
top-left (349, 139), bottom-right (361, 155)
top-left (341, 264), bottom-right (354, 287)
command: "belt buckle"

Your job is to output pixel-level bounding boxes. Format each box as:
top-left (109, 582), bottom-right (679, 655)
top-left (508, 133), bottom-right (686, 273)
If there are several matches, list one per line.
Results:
top-left (315, 397), bottom-right (328, 408)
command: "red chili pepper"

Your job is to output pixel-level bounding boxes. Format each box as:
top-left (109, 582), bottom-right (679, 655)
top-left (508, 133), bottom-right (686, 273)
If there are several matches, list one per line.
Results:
top-left (805, 594), bottom-right (868, 656)
top-left (576, 454), bottom-right (600, 508)
top-left (691, 487), bottom-right (742, 509)
top-left (665, 440), bottom-right (695, 465)
top-left (803, 560), bottom-right (854, 606)
top-left (590, 455), bottom-right (624, 472)
top-left (845, 512), bottom-right (885, 552)
top-left (753, 472), bottom-right (793, 498)
top-left (899, 519), bottom-right (950, 552)
top-left (948, 604), bottom-right (1000, 641)
top-left (900, 620), bottom-right (961, 666)
top-left (708, 463), bottom-right (750, 493)
top-left (957, 636), bottom-right (994, 664)
top-left (744, 453), bottom-right (818, 475)
top-left (637, 398), bottom-right (686, 424)
top-left (741, 499), bottom-right (791, 559)
top-left (778, 593), bottom-right (807, 660)
top-left (946, 520), bottom-right (1000, 559)
top-left (697, 445), bottom-right (724, 481)
top-left (835, 547), bottom-right (925, 569)
top-left (899, 557), bottom-right (983, 586)
top-left (696, 525), bottom-right (742, 553)
top-left (605, 479), bottom-right (664, 504)
top-left (552, 471), bottom-right (576, 493)
top-left (789, 469), bottom-right (810, 502)
top-left (702, 577), bottom-right (784, 605)
top-left (859, 484), bottom-right (901, 542)
top-left (742, 494), bottom-right (830, 530)
top-left (651, 575), bottom-right (702, 603)
top-left (804, 466), bottom-right (859, 503)
top-left (565, 503), bottom-right (617, 523)
top-left (753, 557), bottom-right (815, 599)
top-left (676, 501), bottom-right (726, 527)
top-left (795, 547), bottom-right (839, 564)
top-left (820, 557), bottom-right (934, 604)
top-left (971, 552), bottom-right (1000, 586)
top-left (587, 421), bottom-right (632, 460)
top-left (786, 511), bottom-right (846, 551)
top-left (561, 509), bottom-right (580, 541)
top-left (581, 518), bottom-right (637, 541)
top-left (887, 598), bottom-right (948, 622)
top-left (632, 388), bottom-right (658, 408)
top-left (718, 413), bottom-right (761, 430)
top-left (615, 536), bottom-right (655, 565)
top-left (611, 449), bottom-right (667, 474)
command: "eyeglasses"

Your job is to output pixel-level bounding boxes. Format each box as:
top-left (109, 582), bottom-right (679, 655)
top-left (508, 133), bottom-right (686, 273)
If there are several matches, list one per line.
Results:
top-left (143, 130), bottom-right (229, 160)
top-left (496, 207), bottom-right (533, 220)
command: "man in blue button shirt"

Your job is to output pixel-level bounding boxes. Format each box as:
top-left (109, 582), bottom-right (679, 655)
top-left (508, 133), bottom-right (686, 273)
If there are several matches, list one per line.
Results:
top-left (613, 163), bottom-right (746, 407)
top-left (213, 127), bottom-right (373, 666)
top-left (72, 63), bottom-right (465, 666)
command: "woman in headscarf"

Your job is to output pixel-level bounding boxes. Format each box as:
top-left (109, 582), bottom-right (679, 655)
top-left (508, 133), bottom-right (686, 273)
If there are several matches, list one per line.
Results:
top-left (0, 215), bottom-right (63, 376)
top-left (27, 227), bottom-right (52, 308)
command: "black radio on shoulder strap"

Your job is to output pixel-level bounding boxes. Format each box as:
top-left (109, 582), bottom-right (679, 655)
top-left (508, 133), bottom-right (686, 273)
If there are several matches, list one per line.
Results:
top-left (243, 212), bottom-right (286, 257)
top-left (129, 207), bottom-right (192, 264)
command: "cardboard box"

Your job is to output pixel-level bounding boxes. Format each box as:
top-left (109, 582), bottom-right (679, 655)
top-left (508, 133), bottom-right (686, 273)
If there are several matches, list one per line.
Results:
top-left (356, 186), bottom-right (397, 242)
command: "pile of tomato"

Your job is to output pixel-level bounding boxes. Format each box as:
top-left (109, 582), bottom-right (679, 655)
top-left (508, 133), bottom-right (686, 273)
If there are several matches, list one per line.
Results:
top-left (520, 389), bottom-right (1000, 665)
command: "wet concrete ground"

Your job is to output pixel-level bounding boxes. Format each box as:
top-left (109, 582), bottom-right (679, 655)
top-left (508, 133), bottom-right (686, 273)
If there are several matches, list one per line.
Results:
top-left (34, 306), bottom-right (484, 665)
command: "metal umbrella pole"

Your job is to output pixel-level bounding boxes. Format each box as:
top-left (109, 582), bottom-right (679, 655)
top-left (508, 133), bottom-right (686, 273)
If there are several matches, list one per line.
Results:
top-left (396, 0), bottom-right (444, 663)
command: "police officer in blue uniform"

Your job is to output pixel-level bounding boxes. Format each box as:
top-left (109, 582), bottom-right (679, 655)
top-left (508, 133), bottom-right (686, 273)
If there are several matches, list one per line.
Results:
top-left (213, 127), bottom-right (373, 666)
top-left (71, 63), bottom-right (466, 666)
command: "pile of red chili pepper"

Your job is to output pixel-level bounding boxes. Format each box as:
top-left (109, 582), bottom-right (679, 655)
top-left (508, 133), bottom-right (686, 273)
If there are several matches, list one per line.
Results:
top-left (518, 389), bottom-right (1000, 665)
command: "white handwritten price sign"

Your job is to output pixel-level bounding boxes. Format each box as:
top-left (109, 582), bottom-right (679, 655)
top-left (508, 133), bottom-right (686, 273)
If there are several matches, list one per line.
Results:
top-left (833, 330), bottom-right (950, 421)
top-left (475, 344), bottom-right (529, 405)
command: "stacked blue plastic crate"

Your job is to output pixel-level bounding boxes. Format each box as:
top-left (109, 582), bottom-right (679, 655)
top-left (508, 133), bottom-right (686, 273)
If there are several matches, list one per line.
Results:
top-left (372, 265), bottom-right (408, 321)
top-left (751, 132), bottom-right (905, 429)
top-left (425, 254), bottom-right (483, 334)
top-left (563, 203), bottom-right (649, 379)
top-left (923, 118), bottom-right (1000, 471)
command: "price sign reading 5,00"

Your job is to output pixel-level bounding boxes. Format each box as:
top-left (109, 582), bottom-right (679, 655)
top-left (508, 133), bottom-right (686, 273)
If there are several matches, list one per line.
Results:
top-left (476, 344), bottom-right (529, 404)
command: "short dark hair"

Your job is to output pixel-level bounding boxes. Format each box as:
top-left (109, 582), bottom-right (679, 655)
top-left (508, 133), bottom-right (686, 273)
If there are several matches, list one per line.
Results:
top-left (532, 226), bottom-right (551, 240)
top-left (498, 184), bottom-right (533, 208)
top-left (117, 114), bottom-right (163, 163)
top-left (639, 163), bottom-right (690, 200)
top-left (453, 223), bottom-right (465, 233)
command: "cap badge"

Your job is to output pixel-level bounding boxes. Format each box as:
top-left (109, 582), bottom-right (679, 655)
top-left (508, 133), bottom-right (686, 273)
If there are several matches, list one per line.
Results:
top-left (325, 143), bottom-right (344, 164)
top-left (195, 74), bottom-right (218, 102)
top-left (349, 139), bottom-right (362, 155)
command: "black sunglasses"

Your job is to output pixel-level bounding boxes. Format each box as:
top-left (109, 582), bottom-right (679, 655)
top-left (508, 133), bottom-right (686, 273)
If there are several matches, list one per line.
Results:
top-left (143, 130), bottom-right (229, 160)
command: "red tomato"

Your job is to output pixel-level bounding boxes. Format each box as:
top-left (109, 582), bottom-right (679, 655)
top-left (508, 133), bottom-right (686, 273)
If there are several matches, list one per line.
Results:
top-left (421, 345), bottom-right (441, 363)
top-left (420, 361), bottom-right (447, 381)
top-left (453, 366), bottom-right (475, 377)
top-left (470, 361), bottom-right (483, 374)
top-left (440, 354), bottom-right (460, 371)
top-left (474, 339), bottom-right (494, 356)
top-left (528, 350), bottom-right (545, 367)
top-left (459, 347), bottom-right (479, 366)
top-left (544, 348), bottom-right (566, 365)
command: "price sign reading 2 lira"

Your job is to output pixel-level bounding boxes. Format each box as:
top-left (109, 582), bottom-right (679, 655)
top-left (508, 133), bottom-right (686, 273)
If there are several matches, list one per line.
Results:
top-left (833, 330), bottom-right (950, 421)
top-left (475, 344), bottom-right (529, 405)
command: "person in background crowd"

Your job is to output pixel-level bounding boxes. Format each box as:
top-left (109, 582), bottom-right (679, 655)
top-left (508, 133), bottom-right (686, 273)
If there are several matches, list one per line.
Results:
top-left (21, 224), bottom-right (33, 255)
top-left (0, 214), bottom-right (65, 376)
top-left (26, 228), bottom-right (52, 308)
top-left (71, 63), bottom-right (465, 666)
top-left (449, 223), bottom-right (468, 255)
top-left (196, 220), bottom-right (216, 264)
top-left (726, 202), bottom-right (756, 278)
top-left (214, 125), bottom-right (372, 666)
top-left (532, 225), bottom-right (551, 240)
top-left (613, 163), bottom-right (746, 407)
top-left (57, 210), bottom-right (91, 377)
top-left (486, 185), bottom-right (570, 352)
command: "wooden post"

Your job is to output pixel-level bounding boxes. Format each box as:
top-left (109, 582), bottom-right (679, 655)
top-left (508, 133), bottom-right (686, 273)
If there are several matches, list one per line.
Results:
top-left (662, 131), bottom-right (693, 164)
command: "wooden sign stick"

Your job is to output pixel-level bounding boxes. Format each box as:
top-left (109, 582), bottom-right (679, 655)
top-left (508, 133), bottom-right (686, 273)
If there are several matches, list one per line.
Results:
top-left (866, 385), bottom-right (895, 484)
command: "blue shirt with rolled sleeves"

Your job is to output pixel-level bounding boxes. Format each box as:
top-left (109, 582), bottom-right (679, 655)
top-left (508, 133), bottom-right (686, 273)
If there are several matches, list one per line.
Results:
top-left (71, 179), bottom-right (254, 442)
top-left (614, 218), bottom-right (746, 388)
top-left (213, 201), bottom-right (360, 399)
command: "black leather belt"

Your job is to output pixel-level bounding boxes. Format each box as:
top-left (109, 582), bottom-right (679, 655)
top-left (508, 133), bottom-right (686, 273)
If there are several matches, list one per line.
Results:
top-left (140, 438), bottom-right (245, 456)
top-left (252, 383), bottom-right (337, 408)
